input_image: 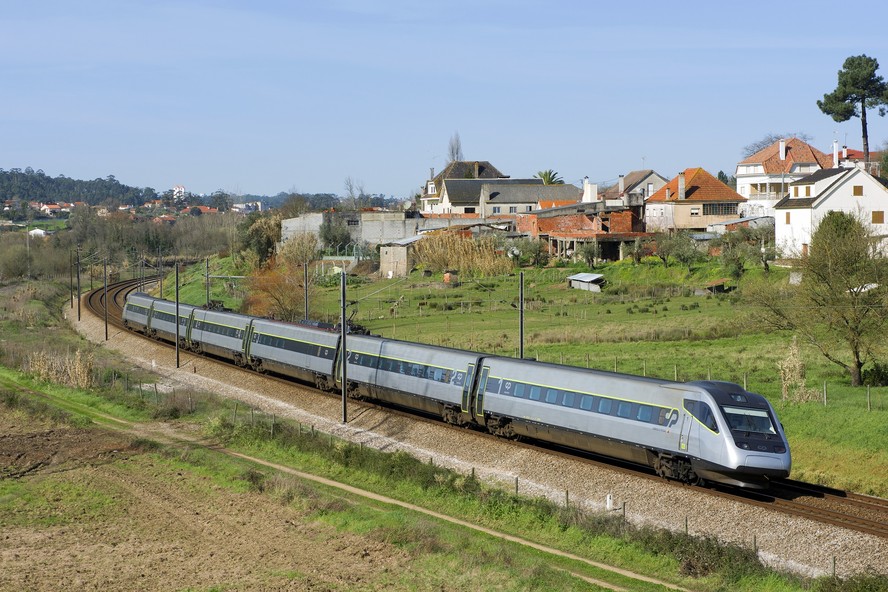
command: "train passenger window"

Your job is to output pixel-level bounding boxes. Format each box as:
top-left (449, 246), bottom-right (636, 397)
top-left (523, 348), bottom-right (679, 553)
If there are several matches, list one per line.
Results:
top-left (598, 398), bottom-right (612, 414)
top-left (562, 392), bottom-right (575, 407)
top-left (617, 402), bottom-right (632, 418)
top-left (637, 406), bottom-right (653, 422)
top-left (513, 383), bottom-right (525, 398)
top-left (579, 395), bottom-right (593, 411)
top-left (545, 389), bottom-right (559, 404)
top-left (486, 377), bottom-right (501, 394)
top-left (529, 386), bottom-right (542, 401)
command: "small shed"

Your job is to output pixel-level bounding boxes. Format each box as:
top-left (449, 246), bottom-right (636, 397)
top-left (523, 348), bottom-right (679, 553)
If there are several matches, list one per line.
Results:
top-left (566, 272), bottom-right (605, 292)
top-left (379, 235), bottom-right (424, 278)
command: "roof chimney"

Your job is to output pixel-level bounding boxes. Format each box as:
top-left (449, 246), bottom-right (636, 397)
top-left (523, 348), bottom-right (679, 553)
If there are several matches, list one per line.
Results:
top-left (618, 174), bottom-right (625, 195)
top-left (473, 161), bottom-right (480, 178)
top-left (678, 172), bottom-right (686, 200)
top-left (430, 167), bottom-right (435, 180)
top-left (843, 145), bottom-right (848, 159)
top-left (582, 176), bottom-right (598, 203)
top-left (779, 139), bottom-right (786, 161)
top-left (665, 188), bottom-right (671, 200)
top-left (833, 140), bottom-right (839, 168)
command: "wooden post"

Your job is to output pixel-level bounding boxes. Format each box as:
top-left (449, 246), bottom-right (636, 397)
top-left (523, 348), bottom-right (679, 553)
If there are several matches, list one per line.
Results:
top-left (271, 414), bottom-right (275, 438)
top-left (868, 386), bottom-right (871, 412)
top-left (515, 476), bottom-right (518, 495)
top-left (674, 365), bottom-right (678, 381)
top-left (823, 381), bottom-right (827, 406)
top-left (233, 402), bottom-right (239, 423)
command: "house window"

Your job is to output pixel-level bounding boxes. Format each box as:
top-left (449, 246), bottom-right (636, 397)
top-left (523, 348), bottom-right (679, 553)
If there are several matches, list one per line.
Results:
top-left (492, 206), bottom-right (501, 214)
top-left (853, 185), bottom-right (863, 196)
top-left (805, 186), bottom-right (811, 197)
top-left (793, 186), bottom-right (799, 197)
top-left (509, 206), bottom-right (517, 213)
top-left (347, 219), bottom-right (359, 226)
top-left (464, 207), bottom-right (475, 214)
top-left (690, 208), bottom-right (701, 216)
top-left (785, 212), bottom-right (791, 224)
top-left (703, 203), bottom-right (738, 216)
top-left (427, 182), bottom-right (436, 194)
top-left (873, 211), bottom-right (885, 224)
top-left (526, 206), bottom-right (533, 212)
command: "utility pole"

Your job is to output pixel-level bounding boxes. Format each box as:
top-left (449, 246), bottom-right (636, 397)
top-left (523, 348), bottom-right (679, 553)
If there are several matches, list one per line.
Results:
top-left (340, 269), bottom-right (347, 424)
top-left (205, 257), bottom-right (210, 307)
top-left (76, 247), bottom-right (82, 321)
top-left (103, 257), bottom-right (108, 341)
top-left (519, 271), bottom-right (525, 359)
top-left (304, 263), bottom-right (309, 321)
top-left (69, 250), bottom-right (74, 309)
top-left (175, 264), bottom-right (180, 369)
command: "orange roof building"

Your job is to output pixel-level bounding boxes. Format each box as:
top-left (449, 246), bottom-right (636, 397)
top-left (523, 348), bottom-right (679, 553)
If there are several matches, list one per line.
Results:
top-left (646, 168), bottom-right (745, 231)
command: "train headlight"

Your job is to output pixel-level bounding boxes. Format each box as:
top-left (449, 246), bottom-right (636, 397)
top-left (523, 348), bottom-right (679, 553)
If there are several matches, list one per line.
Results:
top-left (774, 445), bottom-right (786, 454)
top-left (738, 442), bottom-right (750, 449)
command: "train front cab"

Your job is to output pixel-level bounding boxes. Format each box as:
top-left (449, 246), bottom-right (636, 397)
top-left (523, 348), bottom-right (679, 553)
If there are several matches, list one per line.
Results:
top-left (681, 382), bottom-right (790, 489)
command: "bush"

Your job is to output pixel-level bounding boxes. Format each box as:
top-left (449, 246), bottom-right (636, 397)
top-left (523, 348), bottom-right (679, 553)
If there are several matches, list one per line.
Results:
top-left (863, 362), bottom-right (888, 387)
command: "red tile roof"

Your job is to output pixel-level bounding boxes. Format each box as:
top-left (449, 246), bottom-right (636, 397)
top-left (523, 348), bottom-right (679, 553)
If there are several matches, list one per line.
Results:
top-left (647, 168), bottom-right (746, 203)
top-left (739, 138), bottom-right (832, 173)
top-left (536, 214), bottom-right (598, 234)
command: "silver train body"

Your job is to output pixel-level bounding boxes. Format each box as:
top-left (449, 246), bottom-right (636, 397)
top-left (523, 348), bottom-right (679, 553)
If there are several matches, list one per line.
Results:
top-left (124, 293), bottom-right (791, 488)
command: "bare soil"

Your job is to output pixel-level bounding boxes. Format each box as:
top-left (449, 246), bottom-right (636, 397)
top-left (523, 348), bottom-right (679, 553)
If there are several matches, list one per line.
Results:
top-left (0, 408), bottom-right (406, 591)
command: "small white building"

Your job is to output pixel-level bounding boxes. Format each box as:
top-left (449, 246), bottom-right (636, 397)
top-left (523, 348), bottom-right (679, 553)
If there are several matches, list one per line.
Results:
top-left (566, 272), bottom-right (605, 292)
top-left (774, 167), bottom-right (888, 257)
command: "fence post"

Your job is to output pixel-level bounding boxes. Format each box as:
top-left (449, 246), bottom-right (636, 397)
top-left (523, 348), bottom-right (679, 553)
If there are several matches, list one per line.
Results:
top-left (233, 402), bottom-right (239, 423)
top-left (868, 386), bottom-right (871, 412)
top-left (674, 365), bottom-right (678, 381)
top-left (823, 381), bottom-right (827, 406)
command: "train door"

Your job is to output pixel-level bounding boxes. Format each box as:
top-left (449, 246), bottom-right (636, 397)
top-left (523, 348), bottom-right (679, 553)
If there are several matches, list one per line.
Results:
top-left (474, 366), bottom-right (490, 418)
top-left (460, 364), bottom-right (476, 413)
top-left (678, 401), bottom-right (695, 455)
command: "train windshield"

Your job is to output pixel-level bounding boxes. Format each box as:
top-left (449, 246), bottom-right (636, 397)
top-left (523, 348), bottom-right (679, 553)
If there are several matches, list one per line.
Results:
top-left (720, 406), bottom-right (776, 435)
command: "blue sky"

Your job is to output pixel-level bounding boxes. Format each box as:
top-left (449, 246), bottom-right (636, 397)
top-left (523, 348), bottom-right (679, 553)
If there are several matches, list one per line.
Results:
top-left (2, 1), bottom-right (887, 199)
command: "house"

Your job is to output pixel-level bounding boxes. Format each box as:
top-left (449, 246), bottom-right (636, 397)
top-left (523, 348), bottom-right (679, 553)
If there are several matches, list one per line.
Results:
top-left (420, 161), bottom-right (508, 213)
top-left (599, 170), bottom-right (669, 202)
top-left (837, 145), bottom-right (883, 177)
top-left (39, 203), bottom-right (61, 216)
top-left (432, 178), bottom-right (542, 215)
top-left (646, 168), bottom-right (746, 232)
top-left (774, 167), bottom-right (888, 257)
top-left (735, 138), bottom-right (832, 217)
top-left (482, 183), bottom-right (580, 217)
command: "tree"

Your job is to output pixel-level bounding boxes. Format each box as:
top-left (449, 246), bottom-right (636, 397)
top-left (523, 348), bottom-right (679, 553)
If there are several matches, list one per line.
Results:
top-left (318, 214), bottom-right (351, 250)
top-left (448, 131), bottom-right (463, 163)
top-left (817, 54), bottom-right (888, 165)
top-left (743, 211), bottom-right (888, 386)
top-left (534, 169), bottom-right (564, 185)
top-left (742, 132), bottom-right (813, 158)
top-left (278, 191), bottom-right (307, 219)
top-left (578, 240), bottom-right (601, 268)
top-left (189, 206), bottom-right (203, 217)
top-left (716, 170), bottom-right (736, 189)
top-left (343, 177), bottom-right (365, 210)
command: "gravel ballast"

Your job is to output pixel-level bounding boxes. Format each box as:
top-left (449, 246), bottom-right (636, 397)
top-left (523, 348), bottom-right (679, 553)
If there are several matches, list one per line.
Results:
top-left (70, 307), bottom-right (888, 578)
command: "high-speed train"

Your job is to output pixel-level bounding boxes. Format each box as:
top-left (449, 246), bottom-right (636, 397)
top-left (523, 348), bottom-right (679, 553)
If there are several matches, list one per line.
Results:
top-left (123, 292), bottom-right (791, 489)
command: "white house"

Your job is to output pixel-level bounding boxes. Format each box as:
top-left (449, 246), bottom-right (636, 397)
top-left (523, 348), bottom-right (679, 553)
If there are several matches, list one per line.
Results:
top-left (735, 138), bottom-right (833, 218)
top-left (774, 167), bottom-right (888, 257)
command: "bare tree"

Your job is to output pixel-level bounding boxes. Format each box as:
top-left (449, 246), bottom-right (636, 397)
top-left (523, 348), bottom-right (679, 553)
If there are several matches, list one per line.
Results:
top-left (742, 132), bottom-right (813, 158)
top-left (448, 131), bottom-right (464, 162)
top-left (344, 177), bottom-right (366, 210)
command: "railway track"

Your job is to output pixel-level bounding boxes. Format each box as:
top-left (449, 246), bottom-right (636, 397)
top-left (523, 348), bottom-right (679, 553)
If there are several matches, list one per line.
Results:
top-left (83, 280), bottom-right (888, 540)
